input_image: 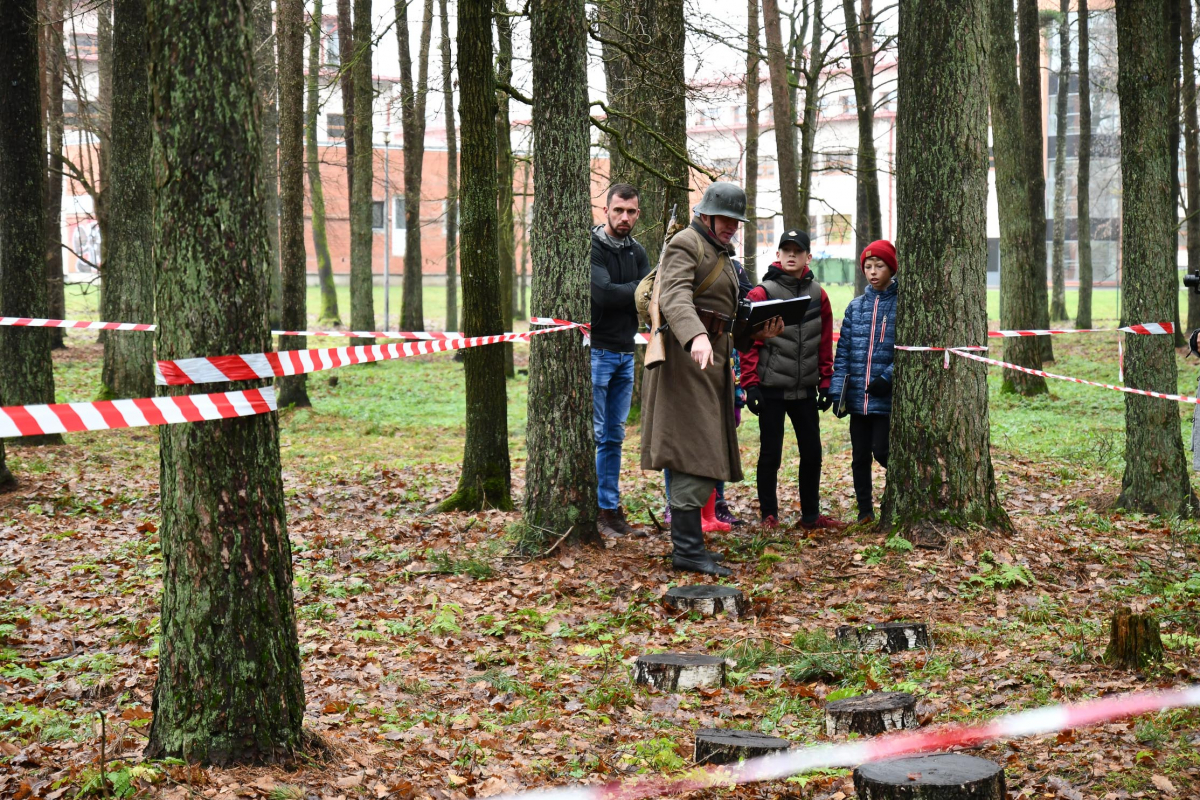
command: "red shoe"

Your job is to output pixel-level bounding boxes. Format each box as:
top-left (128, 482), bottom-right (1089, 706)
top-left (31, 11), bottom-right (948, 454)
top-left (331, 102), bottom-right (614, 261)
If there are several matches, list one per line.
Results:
top-left (799, 514), bottom-right (848, 531)
top-left (701, 490), bottom-right (731, 533)
top-left (760, 515), bottom-right (779, 530)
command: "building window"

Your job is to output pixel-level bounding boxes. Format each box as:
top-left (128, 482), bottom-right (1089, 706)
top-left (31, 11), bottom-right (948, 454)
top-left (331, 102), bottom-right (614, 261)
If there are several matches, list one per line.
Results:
top-left (756, 217), bottom-right (777, 250)
top-left (326, 113), bottom-right (345, 139)
top-left (72, 32), bottom-right (98, 58)
top-left (711, 157), bottom-right (740, 180)
top-left (822, 213), bottom-right (852, 245)
top-left (821, 150), bottom-right (855, 174)
top-left (63, 98), bottom-right (93, 129)
top-left (758, 162), bottom-right (776, 181)
top-left (322, 18), bottom-right (340, 65)
top-left (372, 200), bottom-right (385, 231)
top-left (395, 197), bottom-right (406, 230)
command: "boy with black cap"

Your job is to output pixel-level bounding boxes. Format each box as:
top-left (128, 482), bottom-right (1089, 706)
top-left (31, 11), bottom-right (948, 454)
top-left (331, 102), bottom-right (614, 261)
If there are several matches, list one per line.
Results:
top-left (739, 229), bottom-right (845, 530)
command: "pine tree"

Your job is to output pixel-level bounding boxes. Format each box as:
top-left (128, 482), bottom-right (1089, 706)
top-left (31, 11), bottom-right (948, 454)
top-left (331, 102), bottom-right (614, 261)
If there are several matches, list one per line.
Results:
top-left (881, 0), bottom-right (1009, 532)
top-left (145, 0), bottom-right (304, 761)
top-left (988, 0), bottom-right (1047, 395)
top-left (523, 0), bottom-right (599, 544)
top-left (276, 0), bottom-right (309, 407)
top-left (101, 0), bottom-right (155, 399)
top-left (1115, 0), bottom-right (1196, 516)
top-left (438, 0), bottom-right (512, 512)
top-left (0, 0), bottom-right (60, 447)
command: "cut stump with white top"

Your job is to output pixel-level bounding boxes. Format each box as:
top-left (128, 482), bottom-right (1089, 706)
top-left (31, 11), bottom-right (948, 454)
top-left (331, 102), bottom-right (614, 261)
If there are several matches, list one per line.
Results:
top-left (836, 622), bottom-right (929, 653)
top-left (825, 691), bottom-right (918, 737)
top-left (693, 728), bottom-right (791, 765)
top-left (663, 585), bottom-right (748, 619)
top-left (633, 653), bottom-right (725, 692)
top-left (853, 754), bottom-right (1005, 800)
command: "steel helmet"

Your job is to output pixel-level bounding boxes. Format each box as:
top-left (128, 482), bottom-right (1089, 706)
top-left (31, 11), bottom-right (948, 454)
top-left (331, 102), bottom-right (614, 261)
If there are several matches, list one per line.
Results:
top-left (694, 181), bottom-right (749, 223)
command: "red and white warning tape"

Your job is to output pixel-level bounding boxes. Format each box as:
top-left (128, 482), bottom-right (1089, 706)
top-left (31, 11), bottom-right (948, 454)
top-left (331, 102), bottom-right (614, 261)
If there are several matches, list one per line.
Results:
top-left (0, 386), bottom-right (277, 439)
top-left (947, 348), bottom-right (1200, 404)
top-left (987, 322), bottom-right (1174, 337)
top-left (0, 316), bottom-right (155, 332)
top-left (500, 686), bottom-right (1200, 800)
top-left (155, 326), bottom-right (577, 386)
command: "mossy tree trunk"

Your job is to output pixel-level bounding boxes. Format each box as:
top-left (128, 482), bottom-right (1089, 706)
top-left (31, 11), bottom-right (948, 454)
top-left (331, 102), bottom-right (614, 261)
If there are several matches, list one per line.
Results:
top-left (255, 0), bottom-right (282, 330)
top-left (988, 0), bottom-right (1047, 395)
top-left (880, 0), bottom-right (1009, 533)
top-left (349, 0), bottom-right (375, 346)
top-left (745, 0), bottom-right (760, 283)
top-left (0, 0), bottom-right (61, 447)
top-left (308, 0), bottom-right (341, 327)
top-left (798, 0), bottom-right (825, 232)
top-left (439, 0), bottom-right (458, 332)
top-left (1115, 0), bottom-right (1196, 517)
top-left (397, 0), bottom-right (434, 332)
top-left (1169, 0), bottom-right (1186, 347)
top-left (1076, 0), bottom-right (1093, 329)
top-left (102, 0), bottom-right (155, 400)
top-left (524, 0), bottom-right (599, 545)
top-left (496, 0), bottom-right (515, 377)
top-left (277, 0), bottom-right (309, 407)
top-left (336, 0), bottom-right (355, 198)
top-left (1018, 0), bottom-right (1053, 361)
top-left (843, 0), bottom-right (882, 298)
top-left (146, 0), bottom-right (304, 763)
top-left (42, 0), bottom-right (67, 350)
top-left (438, 0), bottom-right (512, 513)
top-left (1183, 0), bottom-right (1200, 332)
top-left (762, 0), bottom-right (802, 227)
top-left (1049, 2), bottom-right (1070, 322)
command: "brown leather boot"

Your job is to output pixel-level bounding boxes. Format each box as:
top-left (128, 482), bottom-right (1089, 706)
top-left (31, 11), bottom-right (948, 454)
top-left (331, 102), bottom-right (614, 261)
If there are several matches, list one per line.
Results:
top-left (598, 508), bottom-right (630, 537)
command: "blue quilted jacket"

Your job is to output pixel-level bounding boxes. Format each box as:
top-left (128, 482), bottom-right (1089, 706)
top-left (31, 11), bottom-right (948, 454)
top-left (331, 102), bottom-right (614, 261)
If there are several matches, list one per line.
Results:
top-left (830, 279), bottom-right (898, 416)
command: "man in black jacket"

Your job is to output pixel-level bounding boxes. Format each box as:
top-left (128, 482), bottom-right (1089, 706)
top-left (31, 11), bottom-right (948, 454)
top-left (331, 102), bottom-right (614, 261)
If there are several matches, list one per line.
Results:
top-left (591, 183), bottom-right (651, 536)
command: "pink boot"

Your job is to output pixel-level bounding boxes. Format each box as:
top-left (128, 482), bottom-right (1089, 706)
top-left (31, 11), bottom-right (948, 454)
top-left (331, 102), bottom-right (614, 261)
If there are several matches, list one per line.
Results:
top-left (701, 489), bottom-right (731, 533)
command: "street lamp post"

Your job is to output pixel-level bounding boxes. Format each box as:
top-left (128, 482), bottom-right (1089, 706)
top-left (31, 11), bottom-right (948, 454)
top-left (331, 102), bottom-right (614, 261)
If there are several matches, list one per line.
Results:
top-left (382, 127), bottom-right (391, 332)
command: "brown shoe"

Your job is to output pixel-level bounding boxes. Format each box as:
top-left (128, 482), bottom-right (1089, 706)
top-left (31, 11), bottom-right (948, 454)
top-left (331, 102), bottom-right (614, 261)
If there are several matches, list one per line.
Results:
top-left (598, 508), bottom-right (630, 537)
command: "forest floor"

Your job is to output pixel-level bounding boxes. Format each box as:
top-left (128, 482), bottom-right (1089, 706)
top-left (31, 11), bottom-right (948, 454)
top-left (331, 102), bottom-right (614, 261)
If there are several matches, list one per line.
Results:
top-left (2, 293), bottom-right (1200, 800)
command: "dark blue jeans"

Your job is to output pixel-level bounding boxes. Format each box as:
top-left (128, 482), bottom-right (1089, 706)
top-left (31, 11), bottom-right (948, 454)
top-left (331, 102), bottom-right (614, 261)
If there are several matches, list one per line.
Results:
top-left (592, 349), bottom-right (635, 510)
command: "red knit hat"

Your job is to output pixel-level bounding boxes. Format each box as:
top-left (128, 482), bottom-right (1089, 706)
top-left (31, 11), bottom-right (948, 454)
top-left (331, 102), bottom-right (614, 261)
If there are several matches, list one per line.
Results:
top-left (860, 240), bottom-right (898, 274)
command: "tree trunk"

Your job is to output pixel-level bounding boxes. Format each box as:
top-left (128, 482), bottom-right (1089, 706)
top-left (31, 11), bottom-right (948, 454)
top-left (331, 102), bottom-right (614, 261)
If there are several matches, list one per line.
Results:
top-left (1185, 0), bottom-right (1200, 332)
top-left (1076, 0), bottom-right (1093, 329)
top-left (438, 0), bottom-right (512, 512)
top-left (1018, 0), bottom-right (1053, 361)
top-left (1103, 606), bottom-right (1164, 669)
top-left (102, 0), bottom-right (155, 400)
top-left (517, 162), bottom-right (529, 319)
top-left (397, 0), bottom-right (434, 332)
top-left (439, 0), bottom-right (458, 332)
top-left (988, 0), bottom-right (1047, 395)
top-left (880, 0), bottom-right (1009, 532)
top-left (1170, 0), bottom-right (1187, 346)
top-left (337, 0), bottom-right (355, 197)
top-left (524, 0), bottom-right (600, 544)
top-left (349, 0), bottom-right (375, 345)
top-left (255, 0), bottom-right (282, 331)
top-left (798, 0), bottom-right (824, 231)
top-left (1115, 0), bottom-right (1196, 517)
top-left (745, 0), bottom-right (760, 283)
top-left (762, 0), bottom-right (802, 227)
top-left (495, 0), bottom-right (515, 376)
top-left (276, 0), bottom-right (310, 407)
top-left (95, 0), bottom-right (113, 333)
top-left (145, 0), bottom-right (304, 762)
top-left (43, 0), bottom-right (67, 350)
top-left (843, 0), bottom-right (882, 298)
top-left (0, 0), bottom-right (61, 445)
top-left (309, 0), bottom-right (341, 327)
top-left (1049, 2), bottom-right (1070, 322)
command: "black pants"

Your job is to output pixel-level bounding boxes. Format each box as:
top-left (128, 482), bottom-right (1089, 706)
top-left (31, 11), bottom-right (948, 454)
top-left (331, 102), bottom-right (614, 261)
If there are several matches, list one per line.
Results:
top-left (757, 396), bottom-right (821, 521)
top-left (849, 413), bottom-right (889, 518)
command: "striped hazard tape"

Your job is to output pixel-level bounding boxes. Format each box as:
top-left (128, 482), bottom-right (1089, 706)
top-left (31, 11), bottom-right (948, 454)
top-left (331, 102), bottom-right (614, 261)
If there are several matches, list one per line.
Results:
top-left (155, 326), bottom-right (577, 386)
top-left (0, 316), bottom-right (155, 332)
top-left (0, 386), bottom-right (277, 439)
top-left (498, 686), bottom-right (1200, 800)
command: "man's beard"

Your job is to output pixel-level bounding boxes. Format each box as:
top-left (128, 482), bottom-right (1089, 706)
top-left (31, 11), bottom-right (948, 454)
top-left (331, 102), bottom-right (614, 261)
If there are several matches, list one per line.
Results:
top-left (612, 222), bottom-right (632, 236)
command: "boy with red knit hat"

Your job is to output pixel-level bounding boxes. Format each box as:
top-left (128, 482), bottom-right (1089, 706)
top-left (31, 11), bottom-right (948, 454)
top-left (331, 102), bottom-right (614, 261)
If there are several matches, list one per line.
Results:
top-left (829, 240), bottom-right (898, 524)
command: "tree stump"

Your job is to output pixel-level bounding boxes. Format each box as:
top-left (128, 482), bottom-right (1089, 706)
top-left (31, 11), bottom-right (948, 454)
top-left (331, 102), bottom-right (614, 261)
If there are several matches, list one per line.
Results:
top-left (853, 754), bottom-right (1005, 800)
top-left (825, 691), bottom-right (918, 737)
top-left (663, 585), bottom-right (748, 619)
top-left (1103, 606), bottom-right (1163, 669)
top-left (694, 729), bottom-right (791, 765)
top-left (633, 653), bottom-right (725, 692)
top-left (836, 622), bottom-right (930, 654)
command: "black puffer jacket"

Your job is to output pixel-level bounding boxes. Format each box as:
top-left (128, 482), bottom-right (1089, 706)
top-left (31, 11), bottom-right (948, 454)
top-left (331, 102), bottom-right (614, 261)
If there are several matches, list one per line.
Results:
top-left (590, 226), bottom-right (650, 353)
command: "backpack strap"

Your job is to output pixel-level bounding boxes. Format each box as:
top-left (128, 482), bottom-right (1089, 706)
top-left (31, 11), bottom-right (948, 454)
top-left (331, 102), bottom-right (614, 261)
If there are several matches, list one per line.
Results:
top-left (692, 237), bottom-right (727, 299)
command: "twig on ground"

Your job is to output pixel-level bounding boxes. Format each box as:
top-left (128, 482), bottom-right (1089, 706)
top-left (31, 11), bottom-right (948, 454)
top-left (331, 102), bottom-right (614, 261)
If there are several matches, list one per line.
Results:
top-left (543, 526), bottom-right (575, 557)
top-left (647, 508), bottom-right (666, 533)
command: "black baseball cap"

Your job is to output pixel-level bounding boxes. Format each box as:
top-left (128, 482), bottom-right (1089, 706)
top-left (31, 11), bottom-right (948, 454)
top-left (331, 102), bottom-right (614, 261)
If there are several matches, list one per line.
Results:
top-left (777, 229), bottom-right (811, 252)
